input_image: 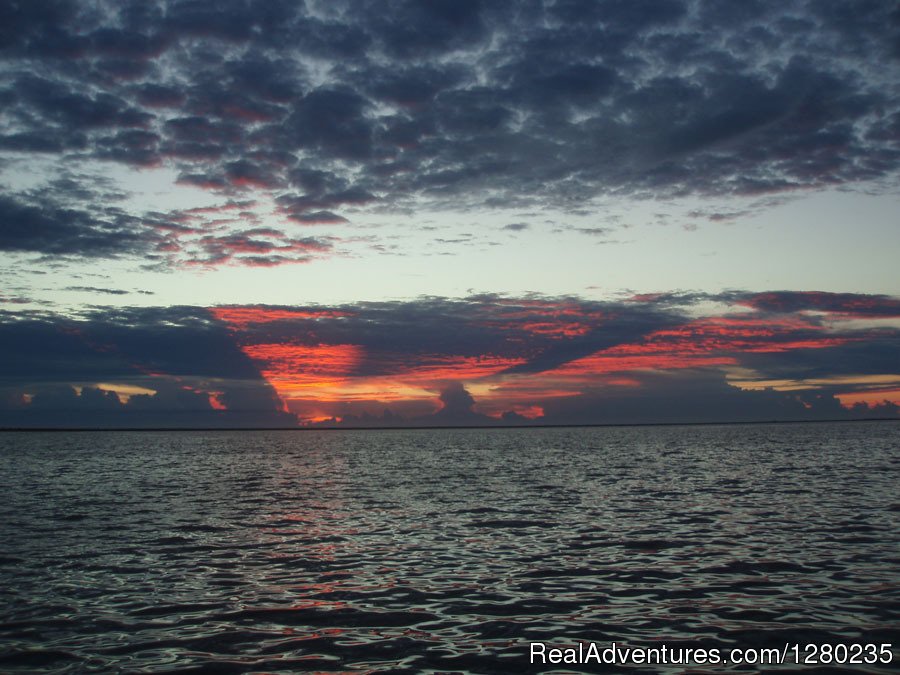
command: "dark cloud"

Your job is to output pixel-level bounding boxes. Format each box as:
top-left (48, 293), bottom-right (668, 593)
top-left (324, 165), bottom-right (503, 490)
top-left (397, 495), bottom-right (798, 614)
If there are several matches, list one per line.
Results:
top-left (3, 382), bottom-right (288, 429)
top-left (191, 232), bottom-right (332, 267)
top-left (574, 227), bottom-right (613, 237)
top-left (63, 286), bottom-right (130, 295)
top-left (366, 64), bottom-right (466, 108)
top-left (0, 0), bottom-right (896, 246)
top-left (282, 89), bottom-right (374, 161)
top-left (0, 178), bottom-right (333, 267)
top-left (286, 211), bottom-right (350, 225)
top-left (537, 369), bottom-right (892, 426)
top-left (428, 382), bottom-right (493, 426)
top-left (222, 160), bottom-right (280, 189)
top-left (0, 306), bottom-right (294, 428)
top-left (9, 74), bottom-right (152, 128)
top-left (277, 188), bottom-right (377, 213)
top-left (727, 291), bottom-right (900, 317)
top-left (438, 381), bottom-right (476, 412)
top-left (369, 0), bottom-right (488, 59)
top-left (0, 193), bottom-right (158, 258)
top-left (0, 294), bottom-right (33, 305)
top-left (738, 335), bottom-right (900, 383)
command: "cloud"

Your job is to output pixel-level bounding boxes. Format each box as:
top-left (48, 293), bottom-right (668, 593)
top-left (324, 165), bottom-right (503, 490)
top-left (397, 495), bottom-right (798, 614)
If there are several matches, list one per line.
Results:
top-left (190, 232), bottom-right (332, 267)
top-left (277, 189), bottom-right (375, 219)
top-left (210, 292), bottom-right (899, 425)
top-left (0, 0), bottom-right (897, 253)
top-left (420, 382), bottom-right (495, 426)
top-left (573, 227), bottom-right (614, 237)
top-left (535, 369), bottom-right (883, 426)
top-left (0, 192), bottom-right (159, 258)
top-left (286, 211), bottom-right (350, 225)
top-left (0, 306), bottom-right (295, 428)
top-left (0, 178), bottom-right (337, 268)
top-left (1, 290), bottom-right (898, 427)
top-left (728, 291), bottom-right (900, 317)
top-left (4, 382), bottom-right (282, 429)
top-left (63, 286), bottom-right (130, 295)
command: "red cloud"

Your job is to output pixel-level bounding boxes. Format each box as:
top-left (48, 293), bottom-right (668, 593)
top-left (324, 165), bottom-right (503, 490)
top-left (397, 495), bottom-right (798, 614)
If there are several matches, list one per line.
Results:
top-left (206, 296), bottom-right (895, 424)
top-left (242, 343), bottom-right (365, 397)
top-left (636, 316), bottom-right (851, 354)
top-left (211, 306), bottom-right (350, 329)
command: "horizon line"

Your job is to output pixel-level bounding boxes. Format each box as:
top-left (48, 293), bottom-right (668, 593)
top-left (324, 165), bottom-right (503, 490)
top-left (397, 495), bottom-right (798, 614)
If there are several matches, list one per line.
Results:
top-left (1, 417), bottom-right (896, 433)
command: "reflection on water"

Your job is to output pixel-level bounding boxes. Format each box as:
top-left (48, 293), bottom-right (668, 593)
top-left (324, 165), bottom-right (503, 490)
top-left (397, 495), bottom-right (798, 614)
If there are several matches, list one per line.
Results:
top-left (0, 423), bottom-right (898, 673)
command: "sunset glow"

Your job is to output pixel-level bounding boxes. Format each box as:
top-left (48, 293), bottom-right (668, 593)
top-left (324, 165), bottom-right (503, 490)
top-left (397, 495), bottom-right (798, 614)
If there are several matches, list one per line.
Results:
top-left (0, 0), bottom-right (896, 428)
top-left (3, 6), bottom-right (899, 675)
top-left (834, 389), bottom-right (900, 409)
top-left (193, 296), bottom-right (900, 425)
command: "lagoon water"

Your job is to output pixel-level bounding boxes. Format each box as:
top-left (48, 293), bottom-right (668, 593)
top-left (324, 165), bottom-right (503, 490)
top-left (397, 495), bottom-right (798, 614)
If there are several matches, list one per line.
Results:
top-left (0, 422), bottom-right (898, 673)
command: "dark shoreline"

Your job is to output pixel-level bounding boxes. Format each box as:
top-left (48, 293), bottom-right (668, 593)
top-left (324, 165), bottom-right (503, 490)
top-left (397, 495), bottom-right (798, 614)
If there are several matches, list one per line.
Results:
top-left (1, 417), bottom-right (896, 432)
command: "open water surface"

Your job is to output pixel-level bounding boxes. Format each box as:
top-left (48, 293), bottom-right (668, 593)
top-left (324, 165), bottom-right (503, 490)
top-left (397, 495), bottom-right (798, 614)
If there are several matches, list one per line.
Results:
top-left (0, 422), bottom-right (898, 673)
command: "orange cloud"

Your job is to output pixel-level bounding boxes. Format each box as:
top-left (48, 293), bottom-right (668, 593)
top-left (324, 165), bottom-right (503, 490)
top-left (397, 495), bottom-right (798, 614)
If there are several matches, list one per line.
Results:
top-left (484, 404), bottom-right (545, 420)
top-left (379, 354), bottom-right (526, 385)
top-left (520, 321), bottom-right (591, 337)
top-left (211, 306), bottom-right (349, 329)
top-left (835, 388), bottom-right (900, 409)
top-left (208, 391), bottom-right (227, 410)
top-left (242, 343), bottom-right (364, 397)
top-left (208, 300), bottom-right (886, 423)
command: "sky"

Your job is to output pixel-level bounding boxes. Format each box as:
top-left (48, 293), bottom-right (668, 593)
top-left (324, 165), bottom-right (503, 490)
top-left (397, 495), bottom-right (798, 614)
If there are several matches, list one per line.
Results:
top-left (1, 0), bottom-right (899, 428)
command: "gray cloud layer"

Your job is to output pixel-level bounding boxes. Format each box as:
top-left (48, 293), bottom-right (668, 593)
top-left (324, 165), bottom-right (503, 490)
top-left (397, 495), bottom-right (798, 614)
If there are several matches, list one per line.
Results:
top-left (1, 0), bottom-right (899, 261)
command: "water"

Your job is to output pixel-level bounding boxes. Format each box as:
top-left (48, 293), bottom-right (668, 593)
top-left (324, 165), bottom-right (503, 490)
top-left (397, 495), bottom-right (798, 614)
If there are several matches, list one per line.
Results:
top-left (0, 422), bottom-right (898, 673)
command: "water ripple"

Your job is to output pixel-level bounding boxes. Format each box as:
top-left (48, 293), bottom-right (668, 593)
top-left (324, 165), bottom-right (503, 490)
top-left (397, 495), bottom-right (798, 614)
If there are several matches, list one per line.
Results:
top-left (1, 422), bottom-right (898, 673)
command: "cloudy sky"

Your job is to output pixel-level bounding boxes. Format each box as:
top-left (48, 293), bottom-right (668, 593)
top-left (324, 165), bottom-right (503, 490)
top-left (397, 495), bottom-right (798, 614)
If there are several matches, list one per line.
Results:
top-left (1, 0), bottom-right (898, 427)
